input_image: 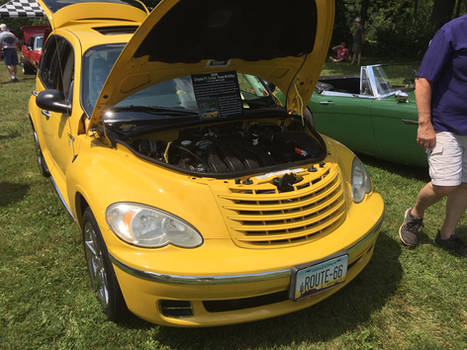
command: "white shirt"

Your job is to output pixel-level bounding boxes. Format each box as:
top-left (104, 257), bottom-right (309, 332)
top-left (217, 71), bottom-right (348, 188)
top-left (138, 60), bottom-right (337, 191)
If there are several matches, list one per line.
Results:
top-left (0, 30), bottom-right (18, 49)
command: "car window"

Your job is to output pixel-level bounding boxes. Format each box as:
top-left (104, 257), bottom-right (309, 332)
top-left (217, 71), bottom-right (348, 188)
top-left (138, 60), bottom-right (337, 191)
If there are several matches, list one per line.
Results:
top-left (34, 36), bottom-right (43, 51)
top-left (39, 35), bottom-right (74, 100)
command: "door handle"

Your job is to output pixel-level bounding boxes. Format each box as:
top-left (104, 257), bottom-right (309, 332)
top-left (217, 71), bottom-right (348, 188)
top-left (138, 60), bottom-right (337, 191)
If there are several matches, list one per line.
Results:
top-left (41, 110), bottom-right (50, 119)
top-left (319, 101), bottom-right (334, 105)
top-left (401, 119), bottom-right (418, 125)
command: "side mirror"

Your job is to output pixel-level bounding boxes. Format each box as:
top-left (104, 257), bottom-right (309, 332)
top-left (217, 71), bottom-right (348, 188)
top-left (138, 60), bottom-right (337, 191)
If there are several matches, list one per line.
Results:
top-left (394, 91), bottom-right (408, 103)
top-left (36, 89), bottom-right (72, 115)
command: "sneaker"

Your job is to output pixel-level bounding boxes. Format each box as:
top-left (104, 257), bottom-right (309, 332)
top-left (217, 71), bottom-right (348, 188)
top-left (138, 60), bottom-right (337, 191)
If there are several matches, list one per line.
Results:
top-left (434, 231), bottom-right (467, 257)
top-left (10, 77), bottom-right (19, 82)
top-left (399, 208), bottom-right (423, 247)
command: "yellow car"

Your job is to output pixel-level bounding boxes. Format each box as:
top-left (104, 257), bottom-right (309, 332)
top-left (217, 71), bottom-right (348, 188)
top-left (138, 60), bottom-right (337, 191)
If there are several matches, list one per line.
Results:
top-left (29, 0), bottom-right (384, 327)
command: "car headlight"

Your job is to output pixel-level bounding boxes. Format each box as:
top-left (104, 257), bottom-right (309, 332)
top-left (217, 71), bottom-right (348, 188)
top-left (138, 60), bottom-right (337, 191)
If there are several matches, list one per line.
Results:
top-left (351, 157), bottom-right (372, 203)
top-left (106, 203), bottom-right (203, 248)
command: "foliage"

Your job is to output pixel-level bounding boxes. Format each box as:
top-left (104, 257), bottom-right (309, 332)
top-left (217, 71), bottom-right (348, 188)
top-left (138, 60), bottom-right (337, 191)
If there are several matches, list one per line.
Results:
top-left (370, 2), bottom-right (433, 58)
top-left (332, 0), bottom-right (466, 59)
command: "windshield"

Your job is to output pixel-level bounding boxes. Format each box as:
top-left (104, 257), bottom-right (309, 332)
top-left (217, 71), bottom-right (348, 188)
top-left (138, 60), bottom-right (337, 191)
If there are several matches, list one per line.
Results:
top-left (372, 65), bottom-right (396, 95)
top-left (81, 44), bottom-right (277, 121)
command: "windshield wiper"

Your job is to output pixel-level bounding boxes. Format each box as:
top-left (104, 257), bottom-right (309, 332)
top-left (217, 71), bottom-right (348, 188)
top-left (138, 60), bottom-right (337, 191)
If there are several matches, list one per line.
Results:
top-left (111, 105), bottom-right (199, 116)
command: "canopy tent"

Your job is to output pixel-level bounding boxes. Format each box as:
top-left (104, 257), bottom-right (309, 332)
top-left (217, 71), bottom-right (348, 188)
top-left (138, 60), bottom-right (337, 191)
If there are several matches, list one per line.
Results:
top-left (0, 0), bottom-right (44, 18)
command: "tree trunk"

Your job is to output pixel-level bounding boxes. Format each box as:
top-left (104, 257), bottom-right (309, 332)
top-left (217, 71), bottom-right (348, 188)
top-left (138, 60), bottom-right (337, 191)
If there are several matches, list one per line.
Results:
top-left (454, 0), bottom-right (463, 17)
top-left (413, 0), bottom-right (419, 21)
top-left (431, 0), bottom-right (456, 33)
top-left (360, 0), bottom-right (370, 27)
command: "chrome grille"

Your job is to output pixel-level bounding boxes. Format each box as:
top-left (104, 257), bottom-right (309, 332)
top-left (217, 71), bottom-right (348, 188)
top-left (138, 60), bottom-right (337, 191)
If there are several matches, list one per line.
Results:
top-left (213, 163), bottom-right (346, 247)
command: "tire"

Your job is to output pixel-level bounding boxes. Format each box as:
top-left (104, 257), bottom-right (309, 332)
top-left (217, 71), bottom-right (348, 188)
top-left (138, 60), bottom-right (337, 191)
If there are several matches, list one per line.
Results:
top-left (32, 130), bottom-right (50, 177)
top-left (82, 208), bottom-right (128, 322)
top-left (21, 58), bottom-right (35, 75)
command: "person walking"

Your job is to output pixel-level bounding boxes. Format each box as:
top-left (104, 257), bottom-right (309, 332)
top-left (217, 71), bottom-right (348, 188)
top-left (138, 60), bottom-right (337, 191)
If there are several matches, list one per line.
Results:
top-left (0, 23), bottom-right (19, 82)
top-left (351, 17), bottom-right (364, 65)
top-left (399, 14), bottom-right (467, 256)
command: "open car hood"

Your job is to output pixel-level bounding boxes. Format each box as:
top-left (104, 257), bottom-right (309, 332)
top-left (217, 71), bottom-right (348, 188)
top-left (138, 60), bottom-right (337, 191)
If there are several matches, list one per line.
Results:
top-left (88, 0), bottom-right (334, 131)
top-left (36, 0), bottom-right (148, 29)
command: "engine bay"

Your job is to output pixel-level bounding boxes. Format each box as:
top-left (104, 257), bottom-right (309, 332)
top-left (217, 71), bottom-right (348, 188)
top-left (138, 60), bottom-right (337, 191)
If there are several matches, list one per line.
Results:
top-left (121, 119), bottom-right (326, 177)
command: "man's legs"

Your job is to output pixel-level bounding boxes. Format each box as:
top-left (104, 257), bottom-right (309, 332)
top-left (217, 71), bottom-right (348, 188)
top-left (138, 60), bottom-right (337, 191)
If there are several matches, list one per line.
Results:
top-left (400, 132), bottom-right (466, 254)
top-left (440, 182), bottom-right (467, 238)
top-left (411, 182), bottom-right (455, 219)
top-left (7, 64), bottom-right (16, 78)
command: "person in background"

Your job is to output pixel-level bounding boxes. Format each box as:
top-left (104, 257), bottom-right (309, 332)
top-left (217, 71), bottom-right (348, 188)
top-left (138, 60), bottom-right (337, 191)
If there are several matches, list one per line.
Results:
top-left (399, 14), bottom-right (467, 256)
top-left (0, 23), bottom-right (19, 82)
top-left (329, 41), bottom-right (349, 63)
top-left (351, 17), bottom-right (364, 65)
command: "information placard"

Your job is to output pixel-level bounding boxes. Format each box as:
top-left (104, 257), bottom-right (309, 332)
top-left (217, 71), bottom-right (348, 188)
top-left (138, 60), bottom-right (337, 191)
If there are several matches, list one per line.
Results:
top-left (191, 71), bottom-right (242, 119)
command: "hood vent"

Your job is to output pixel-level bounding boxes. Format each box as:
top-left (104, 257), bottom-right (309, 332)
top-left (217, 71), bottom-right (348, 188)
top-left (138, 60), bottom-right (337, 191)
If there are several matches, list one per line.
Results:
top-left (93, 25), bottom-right (138, 35)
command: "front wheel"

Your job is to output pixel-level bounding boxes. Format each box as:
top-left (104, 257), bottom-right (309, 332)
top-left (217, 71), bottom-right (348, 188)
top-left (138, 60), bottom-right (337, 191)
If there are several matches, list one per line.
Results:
top-left (82, 208), bottom-right (128, 322)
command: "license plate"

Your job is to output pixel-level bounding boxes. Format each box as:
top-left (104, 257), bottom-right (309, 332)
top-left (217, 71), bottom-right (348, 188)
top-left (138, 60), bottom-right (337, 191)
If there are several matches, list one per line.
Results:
top-left (290, 254), bottom-right (348, 301)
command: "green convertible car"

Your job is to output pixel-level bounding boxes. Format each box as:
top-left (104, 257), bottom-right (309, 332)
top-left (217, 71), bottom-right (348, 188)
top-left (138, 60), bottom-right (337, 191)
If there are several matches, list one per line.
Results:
top-left (308, 64), bottom-right (427, 167)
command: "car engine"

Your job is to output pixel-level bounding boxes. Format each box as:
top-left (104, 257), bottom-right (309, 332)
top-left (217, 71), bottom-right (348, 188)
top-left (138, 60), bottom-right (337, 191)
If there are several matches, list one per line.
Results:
top-left (127, 120), bottom-right (324, 176)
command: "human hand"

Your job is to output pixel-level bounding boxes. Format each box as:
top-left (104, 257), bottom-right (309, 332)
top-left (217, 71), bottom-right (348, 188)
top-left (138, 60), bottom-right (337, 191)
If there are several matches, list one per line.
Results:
top-left (417, 122), bottom-right (436, 149)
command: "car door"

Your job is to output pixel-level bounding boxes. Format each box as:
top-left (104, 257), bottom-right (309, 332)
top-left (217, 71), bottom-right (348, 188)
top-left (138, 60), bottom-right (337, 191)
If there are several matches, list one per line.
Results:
top-left (309, 92), bottom-right (377, 156)
top-left (35, 34), bottom-right (76, 180)
top-left (370, 94), bottom-right (427, 167)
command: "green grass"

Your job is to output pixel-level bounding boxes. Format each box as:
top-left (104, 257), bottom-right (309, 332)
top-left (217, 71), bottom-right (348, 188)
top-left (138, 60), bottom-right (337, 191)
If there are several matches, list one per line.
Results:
top-left (1, 62), bottom-right (466, 350)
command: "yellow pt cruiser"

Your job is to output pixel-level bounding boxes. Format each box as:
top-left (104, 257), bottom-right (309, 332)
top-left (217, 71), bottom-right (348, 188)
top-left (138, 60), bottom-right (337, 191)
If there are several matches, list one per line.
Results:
top-left (30, 0), bottom-right (384, 327)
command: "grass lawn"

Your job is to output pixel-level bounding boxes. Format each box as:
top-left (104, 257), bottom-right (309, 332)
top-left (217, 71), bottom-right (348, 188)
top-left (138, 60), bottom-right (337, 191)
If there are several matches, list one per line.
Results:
top-left (0, 60), bottom-right (466, 350)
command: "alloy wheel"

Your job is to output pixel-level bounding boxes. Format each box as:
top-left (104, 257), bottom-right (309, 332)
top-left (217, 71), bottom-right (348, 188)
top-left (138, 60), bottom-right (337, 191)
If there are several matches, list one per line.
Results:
top-left (83, 220), bottom-right (110, 309)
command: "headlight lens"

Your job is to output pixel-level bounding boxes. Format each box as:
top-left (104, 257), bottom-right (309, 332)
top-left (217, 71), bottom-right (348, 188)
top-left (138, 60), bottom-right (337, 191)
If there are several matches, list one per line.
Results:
top-left (351, 157), bottom-right (372, 203)
top-left (106, 203), bottom-right (203, 248)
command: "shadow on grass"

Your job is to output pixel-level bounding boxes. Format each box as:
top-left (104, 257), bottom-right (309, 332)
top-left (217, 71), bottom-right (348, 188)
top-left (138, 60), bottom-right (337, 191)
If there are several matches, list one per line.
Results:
top-left (126, 231), bottom-right (402, 348)
top-left (0, 182), bottom-right (29, 206)
top-left (0, 77), bottom-right (35, 84)
top-left (0, 130), bottom-right (21, 140)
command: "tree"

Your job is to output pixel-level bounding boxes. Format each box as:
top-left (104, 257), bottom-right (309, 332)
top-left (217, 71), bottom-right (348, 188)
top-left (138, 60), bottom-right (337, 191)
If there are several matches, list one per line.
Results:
top-left (360, 0), bottom-right (370, 27)
top-left (431, 0), bottom-right (456, 33)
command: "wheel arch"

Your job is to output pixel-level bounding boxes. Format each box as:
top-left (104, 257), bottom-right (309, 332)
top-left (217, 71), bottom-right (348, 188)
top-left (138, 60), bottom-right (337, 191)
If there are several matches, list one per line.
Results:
top-left (74, 191), bottom-right (90, 229)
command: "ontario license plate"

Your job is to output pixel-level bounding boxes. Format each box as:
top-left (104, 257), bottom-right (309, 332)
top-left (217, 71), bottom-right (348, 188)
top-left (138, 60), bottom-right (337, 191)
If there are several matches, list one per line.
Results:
top-left (290, 254), bottom-right (348, 301)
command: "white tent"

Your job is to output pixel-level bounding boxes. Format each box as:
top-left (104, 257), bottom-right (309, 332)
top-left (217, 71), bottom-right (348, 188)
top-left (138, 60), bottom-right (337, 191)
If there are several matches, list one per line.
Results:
top-left (0, 0), bottom-right (45, 18)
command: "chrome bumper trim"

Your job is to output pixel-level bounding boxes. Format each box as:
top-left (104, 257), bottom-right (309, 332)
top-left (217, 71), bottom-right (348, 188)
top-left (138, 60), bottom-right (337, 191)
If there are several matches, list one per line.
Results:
top-left (110, 210), bottom-right (384, 286)
top-left (109, 254), bottom-right (291, 285)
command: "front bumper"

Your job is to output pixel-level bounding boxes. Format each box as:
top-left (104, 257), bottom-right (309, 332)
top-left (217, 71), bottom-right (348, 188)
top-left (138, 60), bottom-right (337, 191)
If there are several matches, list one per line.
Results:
top-left (111, 195), bottom-right (384, 327)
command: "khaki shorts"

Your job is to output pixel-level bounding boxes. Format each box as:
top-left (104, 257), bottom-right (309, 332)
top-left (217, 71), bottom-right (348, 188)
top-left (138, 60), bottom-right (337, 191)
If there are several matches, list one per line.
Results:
top-left (427, 131), bottom-right (467, 186)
